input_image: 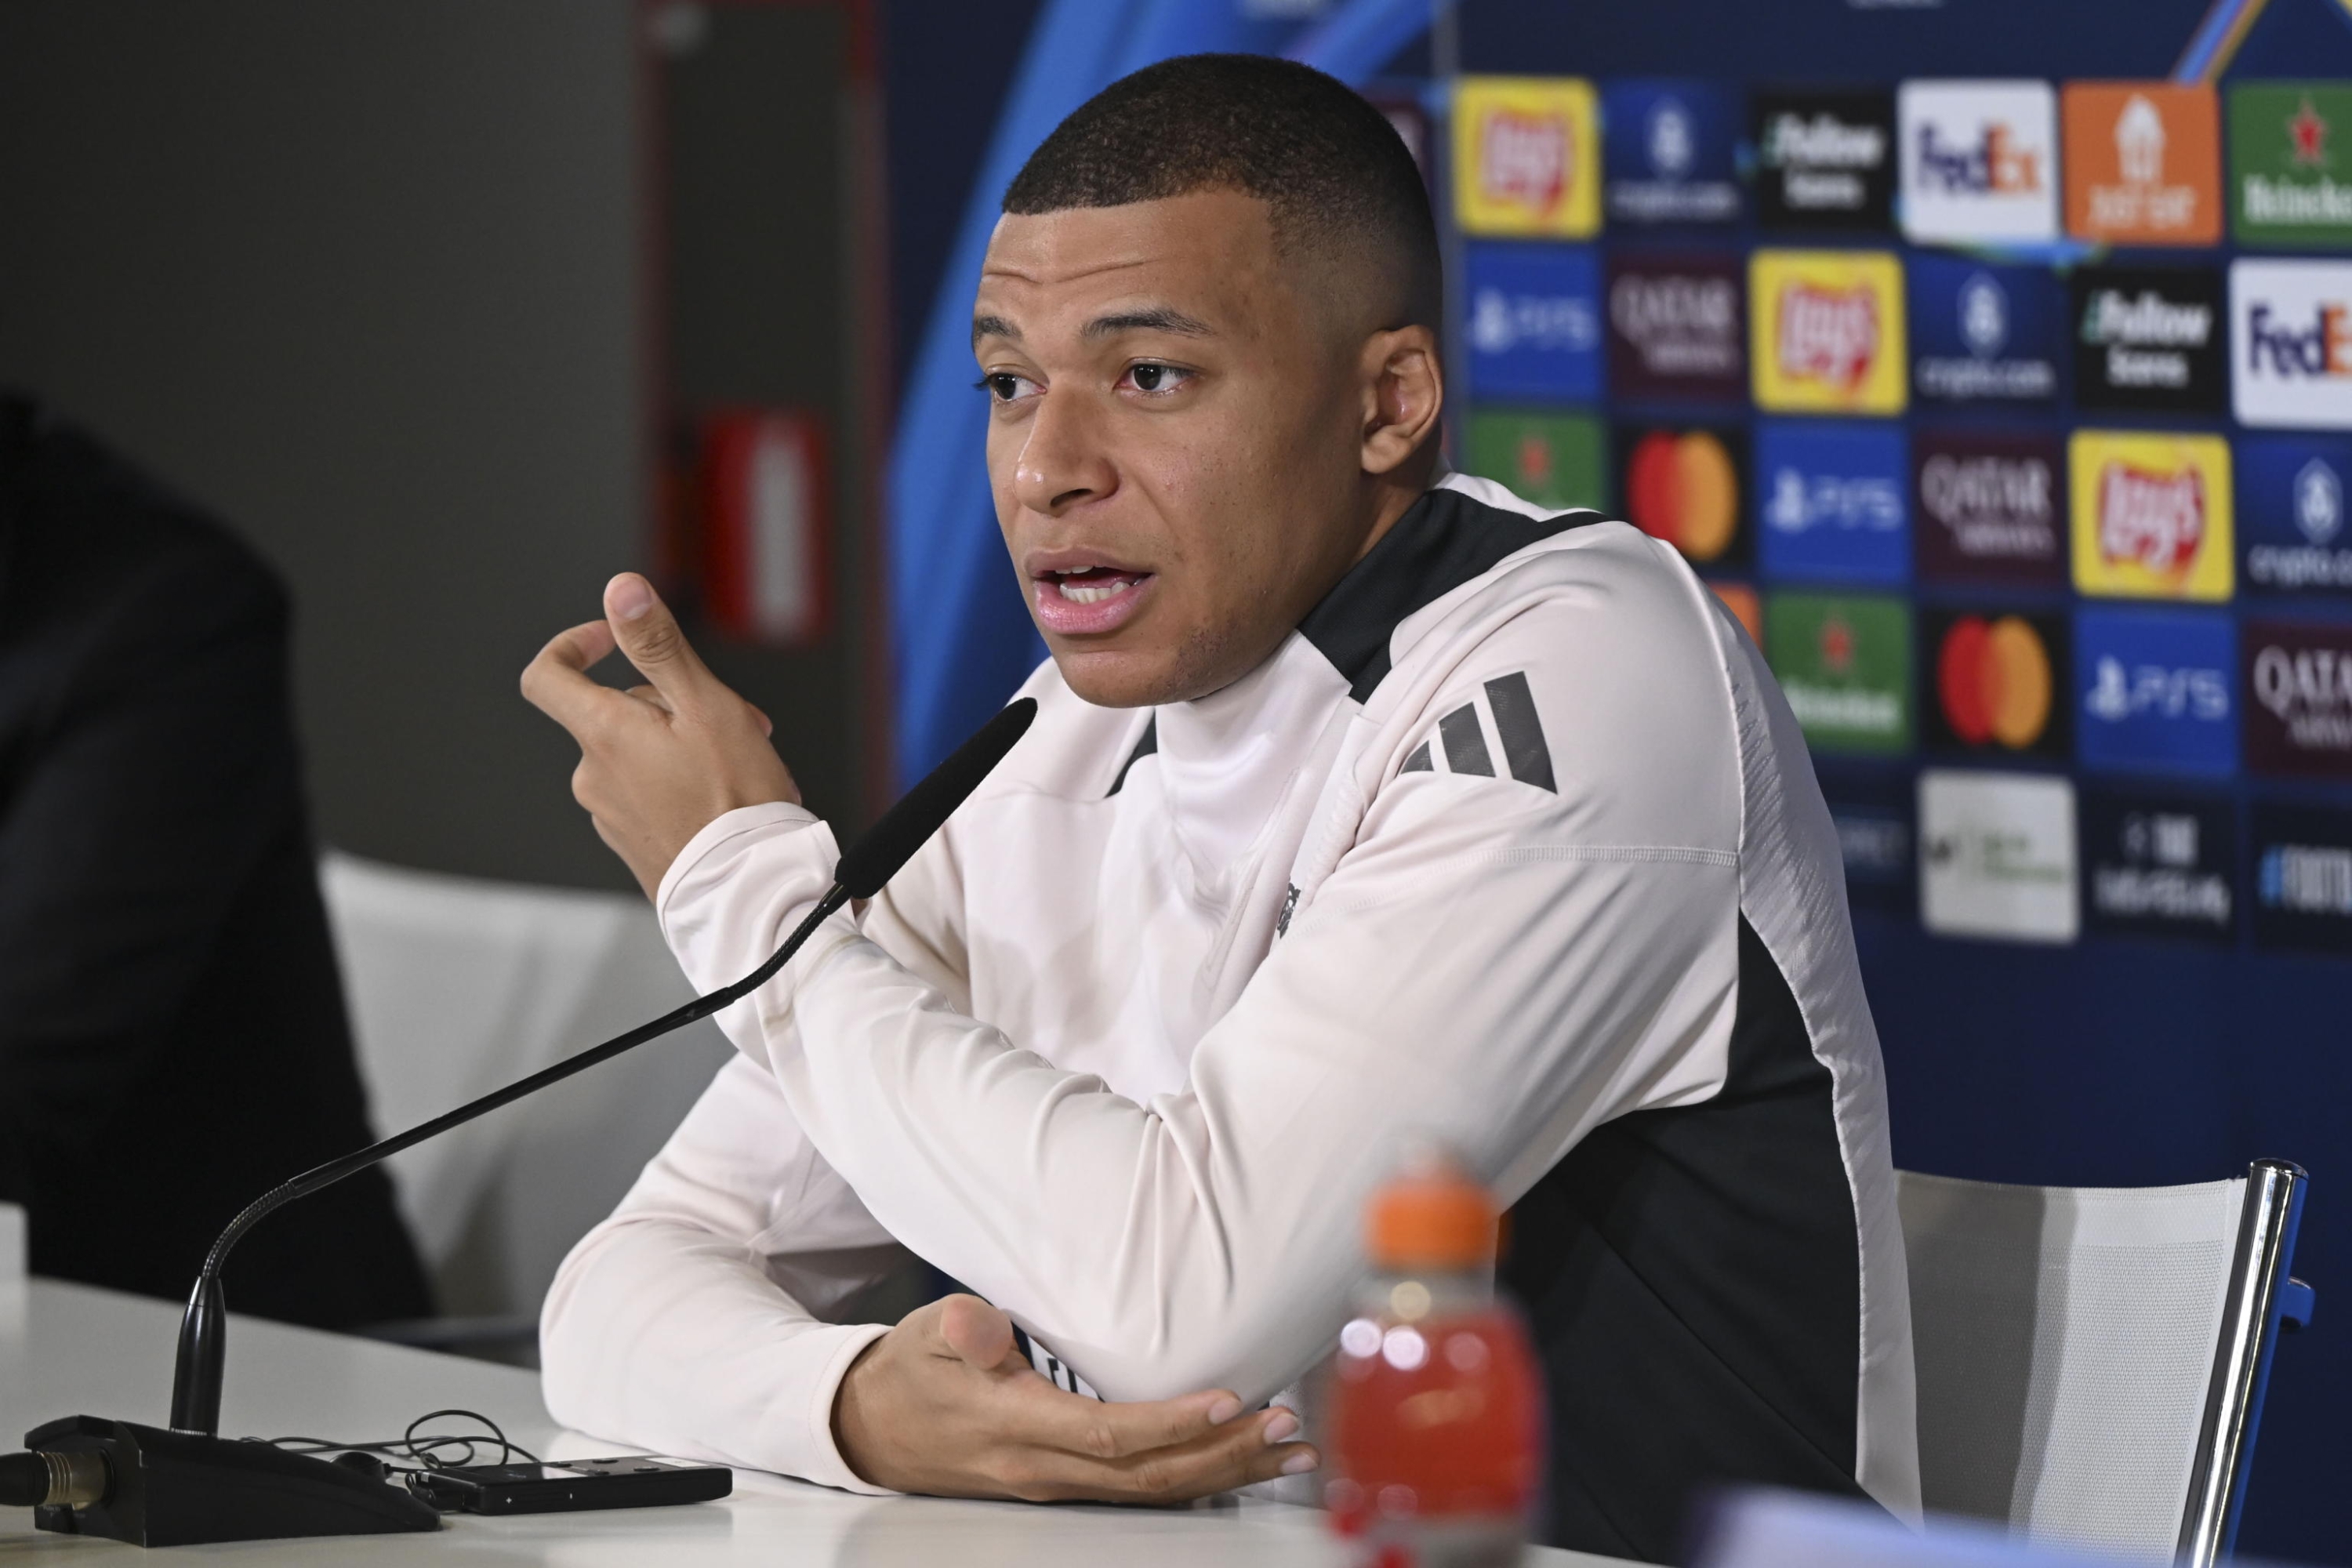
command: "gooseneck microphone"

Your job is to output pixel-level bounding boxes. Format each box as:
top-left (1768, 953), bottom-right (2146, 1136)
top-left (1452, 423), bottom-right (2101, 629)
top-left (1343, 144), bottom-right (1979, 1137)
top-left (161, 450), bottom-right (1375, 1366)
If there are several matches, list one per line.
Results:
top-left (15, 697), bottom-right (1036, 1547)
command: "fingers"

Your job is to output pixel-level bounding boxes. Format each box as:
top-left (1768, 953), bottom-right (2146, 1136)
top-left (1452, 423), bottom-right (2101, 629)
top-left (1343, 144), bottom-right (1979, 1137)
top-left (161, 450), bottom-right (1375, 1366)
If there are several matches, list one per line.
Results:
top-left (1004, 1404), bottom-right (1318, 1505)
top-left (935, 1294), bottom-right (1018, 1372)
top-left (1021, 1379), bottom-right (1247, 1461)
top-left (520, 619), bottom-right (623, 732)
top-left (604, 572), bottom-right (718, 712)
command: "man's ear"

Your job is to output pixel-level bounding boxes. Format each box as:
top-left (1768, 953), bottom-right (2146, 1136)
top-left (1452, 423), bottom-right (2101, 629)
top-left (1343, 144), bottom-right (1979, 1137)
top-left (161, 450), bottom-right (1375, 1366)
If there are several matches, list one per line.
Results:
top-left (1359, 325), bottom-right (1444, 479)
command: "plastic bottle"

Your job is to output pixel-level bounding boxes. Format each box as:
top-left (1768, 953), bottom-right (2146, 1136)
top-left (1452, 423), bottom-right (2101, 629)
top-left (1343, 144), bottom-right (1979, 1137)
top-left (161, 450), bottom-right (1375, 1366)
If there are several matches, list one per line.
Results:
top-left (1323, 1145), bottom-right (1544, 1568)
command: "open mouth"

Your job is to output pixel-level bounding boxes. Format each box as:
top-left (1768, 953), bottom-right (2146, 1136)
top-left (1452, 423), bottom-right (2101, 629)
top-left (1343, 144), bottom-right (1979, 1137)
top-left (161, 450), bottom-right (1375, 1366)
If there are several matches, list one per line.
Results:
top-left (1045, 565), bottom-right (1146, 604)
top-left (1031, 562), bottom-right (1156, 635)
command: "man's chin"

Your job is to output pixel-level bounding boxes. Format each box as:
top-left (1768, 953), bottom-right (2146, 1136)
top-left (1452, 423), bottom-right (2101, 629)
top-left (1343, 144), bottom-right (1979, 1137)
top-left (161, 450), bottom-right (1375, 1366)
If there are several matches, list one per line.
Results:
top-left (1047, 643), bottom-right (1187, 709)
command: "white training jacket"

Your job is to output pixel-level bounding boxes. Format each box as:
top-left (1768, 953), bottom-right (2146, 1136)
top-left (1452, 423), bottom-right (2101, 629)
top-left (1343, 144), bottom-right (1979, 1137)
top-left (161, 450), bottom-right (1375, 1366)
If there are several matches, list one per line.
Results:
top-left (539, 474), bottom-right (1919, 1560)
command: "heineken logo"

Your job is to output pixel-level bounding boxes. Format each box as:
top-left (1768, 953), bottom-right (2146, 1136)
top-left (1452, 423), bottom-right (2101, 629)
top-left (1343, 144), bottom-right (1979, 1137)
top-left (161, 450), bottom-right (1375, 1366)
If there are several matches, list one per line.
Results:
top-left (2232, 83), bottom-right (2352, 245)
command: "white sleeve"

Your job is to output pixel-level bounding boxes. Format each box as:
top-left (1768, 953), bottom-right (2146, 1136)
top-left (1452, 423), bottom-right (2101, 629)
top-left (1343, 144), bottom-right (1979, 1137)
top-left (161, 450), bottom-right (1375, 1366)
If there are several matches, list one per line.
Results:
top-left (537, 1044), bottom-right (905, 1493)
top-left (653, 601), bottom-right (1744, 1408)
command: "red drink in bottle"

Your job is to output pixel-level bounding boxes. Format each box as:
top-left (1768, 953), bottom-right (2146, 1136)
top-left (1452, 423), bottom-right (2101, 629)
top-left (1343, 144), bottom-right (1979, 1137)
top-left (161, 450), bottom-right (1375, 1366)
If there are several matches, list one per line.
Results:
top-left (1323, 1148), bottom-right (1544, 1568)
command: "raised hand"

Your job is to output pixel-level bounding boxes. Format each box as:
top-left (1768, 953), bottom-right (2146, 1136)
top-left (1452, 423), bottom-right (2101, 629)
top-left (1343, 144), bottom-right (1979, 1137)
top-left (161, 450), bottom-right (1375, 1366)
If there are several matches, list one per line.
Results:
top-left (521, 572), bottom-right (799, 898)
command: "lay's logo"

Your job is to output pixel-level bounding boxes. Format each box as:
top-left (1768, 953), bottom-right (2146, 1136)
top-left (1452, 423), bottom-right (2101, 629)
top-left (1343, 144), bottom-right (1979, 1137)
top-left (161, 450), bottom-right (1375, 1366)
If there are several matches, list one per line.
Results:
top-left (1777, 283), bottom-right (1881, 390)
top-left (1453, 78), bottom-right (1599, 238)
top-left (1751, 250), bottom-right (1907, 414)
top-left (1481, 111), bottom-right (1567, 212)
top-left (2071, 430), bottom-right (2234, 601)
top-left (2097, 463), bottom-right (2208, 576)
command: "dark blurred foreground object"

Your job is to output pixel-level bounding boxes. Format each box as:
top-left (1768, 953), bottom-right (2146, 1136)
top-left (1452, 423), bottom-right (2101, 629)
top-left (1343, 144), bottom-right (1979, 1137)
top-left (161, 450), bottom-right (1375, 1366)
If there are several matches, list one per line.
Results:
top-left (0, 395), bottom-right (429, 1327)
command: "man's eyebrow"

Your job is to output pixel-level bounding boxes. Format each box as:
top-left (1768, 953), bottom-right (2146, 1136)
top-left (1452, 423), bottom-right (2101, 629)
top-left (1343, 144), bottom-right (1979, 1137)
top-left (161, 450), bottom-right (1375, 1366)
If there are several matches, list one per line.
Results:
top-left (1083, 307), bottom-right (1214, 340)
top-left (971, 314), bottom-right (1019, 346)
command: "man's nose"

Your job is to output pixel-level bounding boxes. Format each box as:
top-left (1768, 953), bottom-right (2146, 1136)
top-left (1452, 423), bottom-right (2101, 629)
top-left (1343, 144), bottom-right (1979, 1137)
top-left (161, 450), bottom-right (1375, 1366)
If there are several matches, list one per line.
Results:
top-left (1011, 389), bottom-right (1116, 517)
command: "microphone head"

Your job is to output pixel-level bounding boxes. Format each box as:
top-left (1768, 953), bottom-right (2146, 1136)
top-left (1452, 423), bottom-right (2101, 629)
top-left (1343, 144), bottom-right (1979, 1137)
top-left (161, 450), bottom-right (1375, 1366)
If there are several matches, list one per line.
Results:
top-left (834, 699), bottom-right (1037, 899)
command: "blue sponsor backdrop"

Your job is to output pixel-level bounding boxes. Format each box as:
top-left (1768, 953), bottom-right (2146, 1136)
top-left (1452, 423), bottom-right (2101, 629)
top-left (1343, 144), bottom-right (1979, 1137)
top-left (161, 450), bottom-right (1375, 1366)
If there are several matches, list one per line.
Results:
top-left (1906, 252), bottom-right (2065, 407)
top-left (2240, 434), bottom-right (2352, 593)
top-left (1463, 242), bottom-right (1604, 403)
top-left (890, 2), bottom-right (2352, 1559)
top-left (1602, 78), bottom-right (1741, 226)
top-left (2075, 608), bottom-right (2240, 778)
top-left (1755, 420), bottom-right (1911, 583)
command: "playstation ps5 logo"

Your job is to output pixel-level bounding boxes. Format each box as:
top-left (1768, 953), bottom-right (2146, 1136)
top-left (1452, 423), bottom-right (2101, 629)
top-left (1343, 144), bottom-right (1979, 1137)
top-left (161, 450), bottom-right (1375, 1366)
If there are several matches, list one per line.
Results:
top-left (2296, 457), bottom-right (2343, 545)
top-left (1469, 285), bottom-right (1598, 355)
top-left (1648, 98), bottom-right (1694, 176)
top-left (2085, 655), bottom-right (2230, 723)
top-left (1959, 272), bottom-right (2009, 358)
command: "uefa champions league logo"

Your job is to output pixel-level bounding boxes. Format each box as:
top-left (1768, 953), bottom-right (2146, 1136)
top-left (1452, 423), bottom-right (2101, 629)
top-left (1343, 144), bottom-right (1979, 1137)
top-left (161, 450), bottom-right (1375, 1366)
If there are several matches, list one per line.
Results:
top-left (1959, 272), bottom-right (2009, 358)
top-left (2295, 457), bottom-right (2343, 546)
top-left (1648, 99), bottom-right (1694, 177)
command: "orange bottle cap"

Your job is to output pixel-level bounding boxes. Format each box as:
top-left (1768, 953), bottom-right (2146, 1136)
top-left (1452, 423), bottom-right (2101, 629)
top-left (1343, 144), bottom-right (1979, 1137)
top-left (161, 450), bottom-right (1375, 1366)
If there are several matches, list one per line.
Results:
top-left (1367, 1149), bottom-right (1497, 1271)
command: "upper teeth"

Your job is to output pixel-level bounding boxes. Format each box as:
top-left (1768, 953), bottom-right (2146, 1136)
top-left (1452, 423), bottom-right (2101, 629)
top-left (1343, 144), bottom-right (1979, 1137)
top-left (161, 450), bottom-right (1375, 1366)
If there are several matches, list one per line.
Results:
top-left (1060, 576), bottom-right (1127, 604)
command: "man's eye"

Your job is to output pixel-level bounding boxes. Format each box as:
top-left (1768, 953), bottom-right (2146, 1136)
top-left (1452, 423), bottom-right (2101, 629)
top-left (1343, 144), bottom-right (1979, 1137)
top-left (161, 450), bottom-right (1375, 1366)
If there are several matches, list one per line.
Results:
top-left (978, 372), bottom-right (1038, 402)
top-left (1123, 363), bottom-right (1192, 394)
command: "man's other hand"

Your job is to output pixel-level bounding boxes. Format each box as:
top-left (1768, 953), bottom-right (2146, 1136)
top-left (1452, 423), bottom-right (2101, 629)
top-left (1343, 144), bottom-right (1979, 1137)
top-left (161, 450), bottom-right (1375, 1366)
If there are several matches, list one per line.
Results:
top-left (521, 573), bottom-right (800, 898)
top-left (833, 1294), bottom-right (1317, 1503)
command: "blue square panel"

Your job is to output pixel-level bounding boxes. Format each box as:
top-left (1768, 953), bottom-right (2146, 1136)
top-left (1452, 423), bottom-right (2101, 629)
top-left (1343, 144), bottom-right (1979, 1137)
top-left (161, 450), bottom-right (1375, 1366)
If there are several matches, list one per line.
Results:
top-left (1465, 242), bottom-right (1603, 404)
top-left (2074, 606), bottom-right (2238, 779)
top-left (1755, 419), bottom-right (1911, 585)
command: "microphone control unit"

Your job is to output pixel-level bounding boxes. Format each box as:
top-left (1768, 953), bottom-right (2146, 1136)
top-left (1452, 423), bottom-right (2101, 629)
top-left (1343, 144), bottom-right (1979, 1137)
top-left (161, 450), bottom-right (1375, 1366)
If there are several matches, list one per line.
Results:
top-left (16, 1417), bottom-right (439, 1546)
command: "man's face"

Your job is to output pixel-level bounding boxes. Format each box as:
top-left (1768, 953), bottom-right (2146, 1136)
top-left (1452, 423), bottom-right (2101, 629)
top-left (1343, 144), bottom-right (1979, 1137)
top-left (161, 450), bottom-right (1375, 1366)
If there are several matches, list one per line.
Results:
top-left (973, 191), bottom-right (1381, 707)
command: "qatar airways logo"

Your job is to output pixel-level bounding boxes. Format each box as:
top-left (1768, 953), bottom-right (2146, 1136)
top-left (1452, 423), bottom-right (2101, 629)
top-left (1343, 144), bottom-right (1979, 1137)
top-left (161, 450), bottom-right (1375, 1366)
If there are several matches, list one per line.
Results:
top-left (2246, 623), bottom-right (2352, 775)
top-left (2097, 462), bottom-right (2207, 575)
top-left (1480, 111), bottom-right (1569, 215)
top-left (1777, 283), bottom-right (1880, 389)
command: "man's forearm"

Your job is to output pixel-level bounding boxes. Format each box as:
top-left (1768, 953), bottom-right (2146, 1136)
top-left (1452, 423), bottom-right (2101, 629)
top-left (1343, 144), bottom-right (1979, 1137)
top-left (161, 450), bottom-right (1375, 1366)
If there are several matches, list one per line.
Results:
top-left (542, 1210), bottom-right (895, 1492)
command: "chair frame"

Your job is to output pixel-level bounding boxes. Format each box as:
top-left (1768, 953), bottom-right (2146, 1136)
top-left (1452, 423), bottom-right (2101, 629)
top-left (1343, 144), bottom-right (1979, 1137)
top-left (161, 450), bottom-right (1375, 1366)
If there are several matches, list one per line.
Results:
top-left (2176, 1158), bottom-right (2311, 1567)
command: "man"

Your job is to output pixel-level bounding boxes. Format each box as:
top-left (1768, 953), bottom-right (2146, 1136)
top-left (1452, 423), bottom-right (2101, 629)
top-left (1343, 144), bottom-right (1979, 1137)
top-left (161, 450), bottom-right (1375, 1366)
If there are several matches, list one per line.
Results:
top-left (530, 56), bottom-right (1916, 1560)
top-left (0, 394), bottom-right (432, 1329)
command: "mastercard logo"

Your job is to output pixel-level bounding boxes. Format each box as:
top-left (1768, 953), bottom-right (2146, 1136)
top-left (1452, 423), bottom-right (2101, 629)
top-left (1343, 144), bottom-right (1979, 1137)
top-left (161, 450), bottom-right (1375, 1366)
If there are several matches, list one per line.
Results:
top-left (1936, 615), bottom-right (2054, 749)
top-left (1624, 430), bottom-right (1740, 562)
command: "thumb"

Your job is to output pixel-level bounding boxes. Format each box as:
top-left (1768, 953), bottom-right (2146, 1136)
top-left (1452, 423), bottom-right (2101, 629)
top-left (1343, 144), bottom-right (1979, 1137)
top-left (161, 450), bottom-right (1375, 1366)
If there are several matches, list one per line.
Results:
top-left (935, 1294), bottom-right (1018, 1372)
top-left (604, 572), bottom-right (713, 708)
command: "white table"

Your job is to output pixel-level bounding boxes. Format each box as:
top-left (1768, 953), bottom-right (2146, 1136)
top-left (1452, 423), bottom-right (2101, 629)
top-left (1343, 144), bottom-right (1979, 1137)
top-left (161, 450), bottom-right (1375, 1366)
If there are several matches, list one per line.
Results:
top-left (0, 1280), bottom-right (1624, 1565)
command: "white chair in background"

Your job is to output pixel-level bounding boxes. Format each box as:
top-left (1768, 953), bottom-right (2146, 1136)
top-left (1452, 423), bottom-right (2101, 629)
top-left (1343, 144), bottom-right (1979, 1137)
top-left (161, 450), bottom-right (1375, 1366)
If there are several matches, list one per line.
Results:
top-left (318, 851), bottom-right (731, 1342)
top-left (1897, 1160), bottom-right (2311, 1566)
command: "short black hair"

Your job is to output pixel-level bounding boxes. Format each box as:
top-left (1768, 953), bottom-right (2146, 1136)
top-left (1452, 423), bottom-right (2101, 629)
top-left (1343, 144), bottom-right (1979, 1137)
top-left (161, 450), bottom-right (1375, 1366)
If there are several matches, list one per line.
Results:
top-left (1002, 54), bottom-right (1440, 328)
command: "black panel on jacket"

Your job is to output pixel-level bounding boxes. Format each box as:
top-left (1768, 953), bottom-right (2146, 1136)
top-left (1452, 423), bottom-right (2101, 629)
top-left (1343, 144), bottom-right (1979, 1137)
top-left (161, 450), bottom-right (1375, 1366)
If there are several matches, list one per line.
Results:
top-left (0, 397), bottom-right (431, 1330)
top-left (1501, 916), bottom-right (1867, 1562)
top-left (1296, 488), bottom-right (1602, 702)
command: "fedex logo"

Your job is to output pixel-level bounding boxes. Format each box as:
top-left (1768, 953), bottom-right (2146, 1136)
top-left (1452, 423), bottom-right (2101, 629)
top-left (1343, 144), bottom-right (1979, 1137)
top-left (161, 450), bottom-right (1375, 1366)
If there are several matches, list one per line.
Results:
top-left (1900, 82), bottom-right (2060, 245)
top-left (2234, 259), bottom-right (2352, 429)
top-left (1915, 121), bottom-right (2043, 195)
top-left (2245, 302), bottom-right (2352, 377)
top-left (1778, 284), bottom-right (1880, 390)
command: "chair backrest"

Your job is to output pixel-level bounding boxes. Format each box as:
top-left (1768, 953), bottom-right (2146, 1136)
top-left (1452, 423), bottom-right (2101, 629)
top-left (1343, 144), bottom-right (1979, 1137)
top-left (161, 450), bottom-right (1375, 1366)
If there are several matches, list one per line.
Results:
top-left (318, 851), bottom-right (731, 1316)
top-left (1896, 1163), bottom-right (2305, 1566)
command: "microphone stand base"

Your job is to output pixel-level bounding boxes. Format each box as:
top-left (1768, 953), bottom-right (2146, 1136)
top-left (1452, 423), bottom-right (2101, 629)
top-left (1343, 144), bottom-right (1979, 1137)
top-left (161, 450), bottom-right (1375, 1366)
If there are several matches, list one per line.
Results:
top-left (26, 1416), bottom-right (441, 1547)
